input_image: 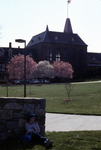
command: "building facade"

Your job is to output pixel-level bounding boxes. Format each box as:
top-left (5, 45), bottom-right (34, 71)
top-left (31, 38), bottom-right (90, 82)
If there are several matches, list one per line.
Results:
top-left (26, 18), bottom-right (87, 77)
top-left (0, 43), bottom-right (24, 81)
top-left (1, 18), bottom-right (89, 80)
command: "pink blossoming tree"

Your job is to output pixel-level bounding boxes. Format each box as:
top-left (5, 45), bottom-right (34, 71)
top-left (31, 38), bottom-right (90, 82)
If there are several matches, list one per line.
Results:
top-left (7, 55), bottom-right (37, 81)
top-left (53, 61), bottom-right (74, 100)
top-left (52, 61), bottom-right (74, 79)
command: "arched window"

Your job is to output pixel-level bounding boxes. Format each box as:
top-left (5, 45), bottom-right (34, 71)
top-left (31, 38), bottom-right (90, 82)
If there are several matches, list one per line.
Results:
top-left (63, 49), bottom-right (68, 62)
top-left (71, 49), bottom-right (76, 59)
top-left (71, 49), bottom-right (76, 68)
top-left (79, 50), bottom-right (83, 60)
top-left (47, 49), bottom-right (52, 62)
top-left (56, 49), bottom-right (60, 61)
top-left (79, 50), bottom-right (84, 68)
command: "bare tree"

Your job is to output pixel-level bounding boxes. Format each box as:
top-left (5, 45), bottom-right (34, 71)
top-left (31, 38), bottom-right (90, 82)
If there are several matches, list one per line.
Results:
top-left (65, 84), bottom-right (75, 100)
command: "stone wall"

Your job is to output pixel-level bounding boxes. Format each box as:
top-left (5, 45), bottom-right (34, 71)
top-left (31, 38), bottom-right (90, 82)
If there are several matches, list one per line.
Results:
top-left (0, 97), bottom-right (46, 141)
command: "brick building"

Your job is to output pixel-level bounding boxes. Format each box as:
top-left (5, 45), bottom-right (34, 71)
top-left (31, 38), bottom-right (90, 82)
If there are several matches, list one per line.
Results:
top-left (0, 43), bottom-right (24, 81)
top-left (26, 18), bottom-right (88, 77)
top-left (87, 52), bottom-right (101, 77)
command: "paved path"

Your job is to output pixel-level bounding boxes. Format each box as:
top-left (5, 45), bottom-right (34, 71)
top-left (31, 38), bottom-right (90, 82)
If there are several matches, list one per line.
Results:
top-left (72, 80), bottom-right (101, 84)
top-left (45, 113), bottom-right (101, 132)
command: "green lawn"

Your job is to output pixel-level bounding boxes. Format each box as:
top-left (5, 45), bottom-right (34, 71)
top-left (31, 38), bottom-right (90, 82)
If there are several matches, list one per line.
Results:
top-left (1, 82), bottom-right (101, 150)
top-left (1, 131), bottom-right (101, 150)
top-left (0, 82), bottom-right (101, 115)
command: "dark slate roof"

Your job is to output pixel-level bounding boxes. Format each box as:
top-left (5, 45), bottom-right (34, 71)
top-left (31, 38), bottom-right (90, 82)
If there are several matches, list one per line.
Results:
top-left (87, 52), bottom-right (101, 62)
top-left (87, 52), bottom-right (101, 66)
top-left (27, 31), bottom-right (46, 47)
top-left (27, 29), bottom-right (87, 48)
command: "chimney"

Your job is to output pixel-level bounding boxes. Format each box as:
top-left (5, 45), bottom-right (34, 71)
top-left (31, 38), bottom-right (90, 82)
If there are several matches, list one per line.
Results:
top-left (9, 42), bottom-right (12, 48)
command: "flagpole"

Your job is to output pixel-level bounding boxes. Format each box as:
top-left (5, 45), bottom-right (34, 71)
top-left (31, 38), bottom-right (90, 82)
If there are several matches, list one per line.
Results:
top-left (67, 0), bottom-right (71, 18)
top-left (67, 1), bottom-right (68, 18)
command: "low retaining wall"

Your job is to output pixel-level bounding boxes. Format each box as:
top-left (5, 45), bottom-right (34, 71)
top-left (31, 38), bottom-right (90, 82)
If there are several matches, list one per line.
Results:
top-left (0, 97), bottom-right (46, 141)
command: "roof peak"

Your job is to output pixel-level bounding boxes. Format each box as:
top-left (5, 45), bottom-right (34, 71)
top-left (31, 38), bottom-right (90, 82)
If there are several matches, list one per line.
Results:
top-left (46, 25), bottom-right (49, 32)
top-left (64, 18), bottom-right (73, 34)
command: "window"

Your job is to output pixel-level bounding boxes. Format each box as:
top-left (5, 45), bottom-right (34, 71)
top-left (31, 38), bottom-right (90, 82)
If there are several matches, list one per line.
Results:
top-left (71, 50), bottom-right (76, 59)
top-left (38, 37), bottom-right (41, 40)
top-left (71, 50), bottom-right (76, 68)
top-left (63, 50), bottom-right (68, 62)
top-left (0, 64), bottom-right (1, 71)
top-left (8, 48), bottom-right (12, 58)
top-left (29, 52), bottom-right (32, 57)
top-left (79, 50), bottom-right (83, 59)
top-left (55, 36), bottom-right (58, 40)
top-left (56, 49), bottom-right (60, 61)
top-left (79, 50), bottom-right (84, 68)
top-left (2, 64), bottom-right (5, 71)
top-left (47, 49), bottom-right (52, 62)
top-left (18, 52), bottom-right (21, 56)
top-left (71, 38), bottom-right (75, 42)
top-left (0, 48), bottom-right (4, 57)
top-left (31, 39), bottom-right (34, 43)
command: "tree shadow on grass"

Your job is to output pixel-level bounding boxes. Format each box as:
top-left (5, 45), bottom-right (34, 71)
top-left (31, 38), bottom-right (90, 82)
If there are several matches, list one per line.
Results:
top-left (27, 93), bottom-right (35, 95)
top-left (0, 138), bottom-right (36, 150)
top-left (0, 138), bottom-right (52, 150)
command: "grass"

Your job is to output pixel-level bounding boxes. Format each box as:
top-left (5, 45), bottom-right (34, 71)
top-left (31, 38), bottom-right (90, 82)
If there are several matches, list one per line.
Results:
top-left (1, 82), bottom-right (101, 149)
top-left (1, 131), bottom-right (101, 150)
top-left (0, 82), bottom-right (101, 115)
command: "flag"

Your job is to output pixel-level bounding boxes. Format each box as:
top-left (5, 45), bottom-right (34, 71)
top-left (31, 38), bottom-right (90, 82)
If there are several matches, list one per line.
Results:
top-left (68, 0), bottom-right (71, 4)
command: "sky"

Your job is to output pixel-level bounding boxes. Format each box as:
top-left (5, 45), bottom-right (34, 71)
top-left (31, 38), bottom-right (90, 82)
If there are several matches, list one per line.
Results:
top-left (0, 0), bottom-right (101, 53)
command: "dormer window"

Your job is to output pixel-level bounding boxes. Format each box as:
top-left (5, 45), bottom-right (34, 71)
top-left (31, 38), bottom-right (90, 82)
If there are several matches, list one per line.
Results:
top-left (38, 37), bottom-right (41, 40)
top-left (55, 36), bottom-right (58, 40)
top-left (8, 48), bottom-right (12, 58)
top-left (31, 39), bottom-right (34, 43)
top-left (0, 48), bottom-right (4, 57)
top-left (93, 57), bottom-right (96, 60)
top-left (71, 38), bottom-right (75, 42)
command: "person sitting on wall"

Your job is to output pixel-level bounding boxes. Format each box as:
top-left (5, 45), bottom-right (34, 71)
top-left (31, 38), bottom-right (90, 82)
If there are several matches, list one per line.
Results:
top-left (25, 113), bottom-right (53, 148)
